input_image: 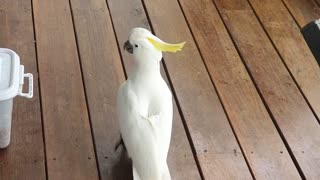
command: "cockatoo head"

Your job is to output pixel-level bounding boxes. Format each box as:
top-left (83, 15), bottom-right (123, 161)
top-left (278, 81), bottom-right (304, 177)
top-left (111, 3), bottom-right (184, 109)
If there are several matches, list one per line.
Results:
top-left (123, 27), bottom-right (185, 63)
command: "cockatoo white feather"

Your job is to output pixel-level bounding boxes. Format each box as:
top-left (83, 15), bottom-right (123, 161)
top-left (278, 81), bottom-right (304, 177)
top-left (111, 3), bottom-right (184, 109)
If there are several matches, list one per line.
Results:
top-left (117, 27), bottom-right (185, 180)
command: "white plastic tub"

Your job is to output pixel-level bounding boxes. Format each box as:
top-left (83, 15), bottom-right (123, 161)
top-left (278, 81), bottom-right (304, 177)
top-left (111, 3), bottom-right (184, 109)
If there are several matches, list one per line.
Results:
top-left (0, 48), bottom-right (33, 148)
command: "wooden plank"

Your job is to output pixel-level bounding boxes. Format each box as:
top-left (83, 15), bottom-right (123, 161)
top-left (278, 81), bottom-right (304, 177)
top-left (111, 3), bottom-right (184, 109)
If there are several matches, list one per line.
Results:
top-left (214, 0), bottom-right (320, 178)
top-left (106, 0), bottom-right (202, 179)
top-left (108, 0), bottom-right (254, 179)
top-left (69, 0), bottom-right (131, 179)
top-left (178, 0), bottom-right (301, 179)
top-left (0, 0), bottom-right (46, 179)
top-left (33, 0), bottom-right (99, 179)
top-left (282, 0), bottom-right (320, 27)
top-left (249, 0), bottom-right (320, 122)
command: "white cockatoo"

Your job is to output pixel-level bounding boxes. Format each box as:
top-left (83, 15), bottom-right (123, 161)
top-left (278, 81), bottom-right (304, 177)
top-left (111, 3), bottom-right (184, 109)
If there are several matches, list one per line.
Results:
top-left (117, 27), bottom-right (185, 180)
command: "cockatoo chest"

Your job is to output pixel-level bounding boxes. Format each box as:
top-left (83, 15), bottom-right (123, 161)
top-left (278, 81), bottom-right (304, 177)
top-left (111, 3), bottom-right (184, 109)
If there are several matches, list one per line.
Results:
top-left (130, 78), bottom-right (169, 117)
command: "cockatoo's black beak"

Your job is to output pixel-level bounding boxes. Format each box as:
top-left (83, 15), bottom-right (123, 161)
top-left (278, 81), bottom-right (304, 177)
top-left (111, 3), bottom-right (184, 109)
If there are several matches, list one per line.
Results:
top-left (123, 40), bottom-right (133, 54)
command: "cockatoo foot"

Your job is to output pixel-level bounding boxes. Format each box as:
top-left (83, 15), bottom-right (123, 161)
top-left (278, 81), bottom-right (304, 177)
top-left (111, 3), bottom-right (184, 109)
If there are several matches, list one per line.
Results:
top-left (114, 136), bottom-right (126, 152)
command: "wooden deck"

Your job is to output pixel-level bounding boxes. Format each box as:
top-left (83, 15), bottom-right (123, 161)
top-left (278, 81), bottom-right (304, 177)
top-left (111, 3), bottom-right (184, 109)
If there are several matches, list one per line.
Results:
top-left (0, 0), bottom-right (320, 179)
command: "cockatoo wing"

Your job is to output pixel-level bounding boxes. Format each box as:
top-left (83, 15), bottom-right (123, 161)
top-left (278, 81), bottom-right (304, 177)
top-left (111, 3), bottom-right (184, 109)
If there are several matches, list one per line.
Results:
top-left (117, 82), bottom-right (172, 180)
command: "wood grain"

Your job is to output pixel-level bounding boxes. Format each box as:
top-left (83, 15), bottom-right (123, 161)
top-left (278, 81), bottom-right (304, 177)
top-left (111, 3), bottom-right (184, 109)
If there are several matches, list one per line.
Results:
top-left (106, 0), bottom-right (202, 179)
top-left (282, 0), bottom-right (320, 27)
top-left (215, 0), bottom-right (320, 178)
top-left (178, 0), bottom-right (301, 179)
top-left (249, 0), bottom-right (320, 123)
top-left (316, 0), bottom-right (320, 8)
top-left (69, 0), bottom-right (132, 179)
top-left (33, 0), bottom-right (99, 179)
top-left (0, 0), bottom-right (46, 179)
top-left (134, 0), bottom-right (253, 179)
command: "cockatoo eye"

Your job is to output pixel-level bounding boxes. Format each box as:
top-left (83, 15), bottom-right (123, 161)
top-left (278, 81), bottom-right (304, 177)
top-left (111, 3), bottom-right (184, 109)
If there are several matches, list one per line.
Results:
top-left (134, 44), bottom-right (138, 48)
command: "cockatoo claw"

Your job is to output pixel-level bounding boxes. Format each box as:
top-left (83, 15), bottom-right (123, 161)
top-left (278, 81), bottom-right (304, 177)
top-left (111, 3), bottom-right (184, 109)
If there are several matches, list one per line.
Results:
top-left (114, 136), bottom-right (126, 152)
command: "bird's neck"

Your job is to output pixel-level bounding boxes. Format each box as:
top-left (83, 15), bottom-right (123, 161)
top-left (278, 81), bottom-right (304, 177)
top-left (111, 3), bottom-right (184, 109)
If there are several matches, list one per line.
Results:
top-left (129, 60), bottom-right (161, 82)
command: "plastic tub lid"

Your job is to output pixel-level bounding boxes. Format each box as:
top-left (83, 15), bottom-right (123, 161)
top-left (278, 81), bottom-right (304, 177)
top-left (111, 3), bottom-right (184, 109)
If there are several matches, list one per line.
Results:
top-left (0, 48), bottom-right (21, 101)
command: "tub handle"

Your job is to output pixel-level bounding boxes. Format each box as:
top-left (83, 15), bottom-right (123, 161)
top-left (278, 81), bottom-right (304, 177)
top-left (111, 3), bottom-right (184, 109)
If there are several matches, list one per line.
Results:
top-left (18, 73), bottom-right (33, 98)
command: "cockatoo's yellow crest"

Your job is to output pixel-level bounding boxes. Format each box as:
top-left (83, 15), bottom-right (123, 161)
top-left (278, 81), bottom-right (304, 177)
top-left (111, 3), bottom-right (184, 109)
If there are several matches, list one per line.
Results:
top-left (147, 37), bottom-right (185, 52)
